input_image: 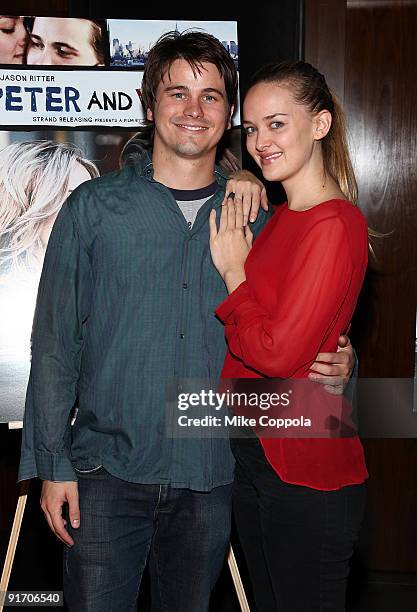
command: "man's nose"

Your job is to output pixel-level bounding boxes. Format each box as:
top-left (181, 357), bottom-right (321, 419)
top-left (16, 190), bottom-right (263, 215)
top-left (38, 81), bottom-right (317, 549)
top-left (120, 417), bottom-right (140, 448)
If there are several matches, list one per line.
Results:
top-left (184, 96), bottom-right (203, 118)
top-left (33, 47), bottom-right (53, 65)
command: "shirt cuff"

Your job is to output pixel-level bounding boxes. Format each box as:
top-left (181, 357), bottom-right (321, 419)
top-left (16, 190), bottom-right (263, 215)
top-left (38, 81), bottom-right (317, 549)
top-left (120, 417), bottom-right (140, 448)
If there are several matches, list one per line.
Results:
top-left (17, 451), bottom-right (38, 483)
top-left (34, 449), bottom-right (77, 481)
top-left (215, 281), bottom-right (251, 324)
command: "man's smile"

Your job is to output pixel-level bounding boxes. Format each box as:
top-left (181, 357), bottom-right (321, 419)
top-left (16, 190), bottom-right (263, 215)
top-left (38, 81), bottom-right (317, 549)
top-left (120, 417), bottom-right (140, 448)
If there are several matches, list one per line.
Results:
top-left (175, 123), bottom-right (210, 132)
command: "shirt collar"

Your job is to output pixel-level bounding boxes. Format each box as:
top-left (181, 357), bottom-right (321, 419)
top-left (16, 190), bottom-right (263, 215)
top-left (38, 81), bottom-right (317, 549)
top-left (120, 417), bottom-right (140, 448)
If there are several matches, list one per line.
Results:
top-left (135, 150), bottom-right (228, 191)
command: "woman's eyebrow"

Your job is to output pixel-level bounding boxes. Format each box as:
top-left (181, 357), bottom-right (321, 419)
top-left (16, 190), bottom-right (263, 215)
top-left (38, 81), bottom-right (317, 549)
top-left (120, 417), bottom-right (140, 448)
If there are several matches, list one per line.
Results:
top-left (263, 113), bottom-right (289, 120)
top-left (242, 113), bottom-right (289, 125)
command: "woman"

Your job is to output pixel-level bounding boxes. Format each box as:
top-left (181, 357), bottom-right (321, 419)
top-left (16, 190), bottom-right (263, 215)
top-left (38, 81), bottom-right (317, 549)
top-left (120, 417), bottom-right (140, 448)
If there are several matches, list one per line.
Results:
top-left (0, 15), bottom-right (27, 64)
top-left (209, 61), bottom-right (369, 611)
top-left (26, 17), bottom-right (107, 66)
top-left (0, 140), bottom-right (98, 423)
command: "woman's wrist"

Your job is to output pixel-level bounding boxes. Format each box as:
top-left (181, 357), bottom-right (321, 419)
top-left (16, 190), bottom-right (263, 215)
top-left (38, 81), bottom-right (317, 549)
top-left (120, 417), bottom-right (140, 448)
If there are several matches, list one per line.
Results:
top-left (223, 268), bottom-right (246, 294)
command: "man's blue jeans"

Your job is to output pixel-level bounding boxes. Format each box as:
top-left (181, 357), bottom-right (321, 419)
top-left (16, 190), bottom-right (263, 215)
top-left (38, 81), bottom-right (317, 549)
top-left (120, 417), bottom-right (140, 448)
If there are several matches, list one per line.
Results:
top-left (63, 467), bottom-right (232, 612)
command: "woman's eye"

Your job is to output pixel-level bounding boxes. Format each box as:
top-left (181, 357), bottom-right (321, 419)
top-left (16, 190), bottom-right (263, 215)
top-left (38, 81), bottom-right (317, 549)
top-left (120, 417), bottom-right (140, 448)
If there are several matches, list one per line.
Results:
top-left (1, 28), bottom-right (15, 34)
top-left (271, 121), bottom-right (284, 129)
top-left (243, 126), bottom-right (256, 136)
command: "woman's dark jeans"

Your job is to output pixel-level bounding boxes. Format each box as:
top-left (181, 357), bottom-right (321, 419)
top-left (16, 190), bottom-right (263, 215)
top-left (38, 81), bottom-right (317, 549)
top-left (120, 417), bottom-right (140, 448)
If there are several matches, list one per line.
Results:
top-left (63, 467), bottom-right (232, 612)
top-left (231, 437), bottom-right (366, 612)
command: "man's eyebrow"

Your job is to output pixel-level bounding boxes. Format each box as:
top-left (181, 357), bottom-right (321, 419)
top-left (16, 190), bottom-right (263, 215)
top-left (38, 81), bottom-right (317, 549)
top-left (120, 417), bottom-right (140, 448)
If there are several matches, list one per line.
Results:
top-left (52, 41), bottom-right (79, 52)
top-left (163, 85), bottom-right (225, 98)
top-left (30, 33), bottom-right (79, 53)
top-left (163, 85), bottom-right (189, 92)
top-left (201, 88), bottom-right (225, 98)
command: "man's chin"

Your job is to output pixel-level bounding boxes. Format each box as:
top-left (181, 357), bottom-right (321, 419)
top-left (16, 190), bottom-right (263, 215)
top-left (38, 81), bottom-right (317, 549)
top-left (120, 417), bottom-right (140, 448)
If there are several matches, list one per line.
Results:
top-left (174, 143), bottom-right (207, 157)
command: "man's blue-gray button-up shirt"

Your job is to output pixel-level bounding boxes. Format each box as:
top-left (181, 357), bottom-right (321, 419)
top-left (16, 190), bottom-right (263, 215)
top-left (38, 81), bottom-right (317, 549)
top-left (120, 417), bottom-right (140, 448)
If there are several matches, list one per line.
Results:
top-left (18, 155), bottom-right (270, 491)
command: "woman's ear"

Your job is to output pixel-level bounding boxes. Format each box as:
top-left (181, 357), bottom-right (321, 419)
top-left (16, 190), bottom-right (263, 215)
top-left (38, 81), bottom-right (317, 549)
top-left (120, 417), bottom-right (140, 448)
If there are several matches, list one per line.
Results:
top-left (146, 108), bottom-right (154, 122)
top-left (313, 109), bottom-right (332, 140)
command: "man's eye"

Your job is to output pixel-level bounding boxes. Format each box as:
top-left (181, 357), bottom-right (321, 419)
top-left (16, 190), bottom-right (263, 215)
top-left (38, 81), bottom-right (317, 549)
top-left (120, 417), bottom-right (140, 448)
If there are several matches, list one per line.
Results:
top-left (57, 47), bottom-right (74, 58)
top-left (173, 92), bottom-right (185, 99)
top-left (203, 95), bottom-right (216, 102)
top-left (29, 38), bottom-right (43, 49)
top-left (1, 28), bottom-right (15, 34)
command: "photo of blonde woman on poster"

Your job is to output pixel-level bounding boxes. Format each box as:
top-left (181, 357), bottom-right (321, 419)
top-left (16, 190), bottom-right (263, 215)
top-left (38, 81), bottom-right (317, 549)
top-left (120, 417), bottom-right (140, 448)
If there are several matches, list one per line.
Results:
top-left (0, 140), bottom-right (99, 421)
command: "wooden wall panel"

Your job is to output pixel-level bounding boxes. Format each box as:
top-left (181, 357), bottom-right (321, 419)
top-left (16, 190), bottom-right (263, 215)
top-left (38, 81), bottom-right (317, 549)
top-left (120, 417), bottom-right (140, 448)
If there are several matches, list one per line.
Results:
top-left (362, 439), bottom-right (417, 571)
top-left (346, 0), bottom-right (417, 378)
top-left (307, 0), bottom-right (417, 572)
top-left (305, 0), bottom-right (347, 102)
top-left (344, 0), bottom-right (417, 572)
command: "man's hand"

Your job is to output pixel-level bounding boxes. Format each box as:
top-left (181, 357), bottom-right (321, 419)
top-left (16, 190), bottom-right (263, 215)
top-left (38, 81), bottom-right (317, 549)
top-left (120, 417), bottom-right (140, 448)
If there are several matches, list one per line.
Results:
top-left (225, 170), bottom-right (268, 225)
top-left (40, 480), bottom-right (80, 546)
top-left (308, 335), bottom-right (355, 395)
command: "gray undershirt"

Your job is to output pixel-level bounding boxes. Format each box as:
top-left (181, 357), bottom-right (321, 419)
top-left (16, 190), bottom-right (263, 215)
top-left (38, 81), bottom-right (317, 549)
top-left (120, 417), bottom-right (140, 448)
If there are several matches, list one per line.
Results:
top-left (168, 182), bottom-right (219, 229)
top-left (176, 197), bottom-right (211, 229)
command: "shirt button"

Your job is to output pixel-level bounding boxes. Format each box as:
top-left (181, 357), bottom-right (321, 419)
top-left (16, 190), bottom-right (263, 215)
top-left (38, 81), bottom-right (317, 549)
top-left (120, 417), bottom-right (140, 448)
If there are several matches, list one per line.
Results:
top-left (182, 283), bottom-right (188, 289)
top-left (179, 333), bottom-right (185, 339)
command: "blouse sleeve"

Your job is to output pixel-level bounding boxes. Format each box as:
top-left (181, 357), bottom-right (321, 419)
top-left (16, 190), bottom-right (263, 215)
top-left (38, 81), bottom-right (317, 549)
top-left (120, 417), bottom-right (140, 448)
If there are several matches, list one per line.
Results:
top-left (215, 216), bottom-right (355, 378)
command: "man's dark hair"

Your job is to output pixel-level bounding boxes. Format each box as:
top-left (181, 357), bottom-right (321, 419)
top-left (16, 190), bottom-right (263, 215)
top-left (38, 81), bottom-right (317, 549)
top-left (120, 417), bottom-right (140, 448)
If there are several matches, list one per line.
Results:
top-left (140, 30), bottom-right (238, 115)
top-left (119, 127), bottom-right (153, 168)
top-left (89, 19), bottom-right (109, 66)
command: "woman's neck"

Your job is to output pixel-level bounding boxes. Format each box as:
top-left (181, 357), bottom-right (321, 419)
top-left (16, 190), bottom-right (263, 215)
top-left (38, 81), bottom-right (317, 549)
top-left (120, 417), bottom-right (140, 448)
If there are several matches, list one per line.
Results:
top-left (283, 165), bottom-right (346, 211)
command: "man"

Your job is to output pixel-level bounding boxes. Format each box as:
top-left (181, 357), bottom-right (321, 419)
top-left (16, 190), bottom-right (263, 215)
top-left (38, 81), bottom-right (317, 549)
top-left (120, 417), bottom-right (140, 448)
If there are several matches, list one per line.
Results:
top-left (18, 31), bottom-right (354, 611)
top-left (26, 17), bottom-right (106, 66)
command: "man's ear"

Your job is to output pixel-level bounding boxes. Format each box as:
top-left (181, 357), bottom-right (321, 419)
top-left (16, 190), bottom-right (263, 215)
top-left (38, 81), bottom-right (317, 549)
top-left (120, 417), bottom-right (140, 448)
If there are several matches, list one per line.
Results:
top-left (226, 104), bottom-right (234, 130)
top-left (146, 108), bottom-right (154, 122)
top-left (313, 109), bottom-right (332, 141)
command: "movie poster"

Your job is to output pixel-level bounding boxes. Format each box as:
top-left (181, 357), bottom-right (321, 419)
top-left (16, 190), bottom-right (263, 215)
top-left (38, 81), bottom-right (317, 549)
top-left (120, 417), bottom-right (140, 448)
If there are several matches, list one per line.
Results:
top-left (0, 16), bottom-right (240, 423)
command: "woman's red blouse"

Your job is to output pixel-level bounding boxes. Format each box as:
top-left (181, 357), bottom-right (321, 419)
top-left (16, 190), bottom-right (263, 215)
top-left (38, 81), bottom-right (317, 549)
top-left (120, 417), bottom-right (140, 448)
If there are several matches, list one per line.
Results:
top-left (216, 199), bottom-right (369, 490)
